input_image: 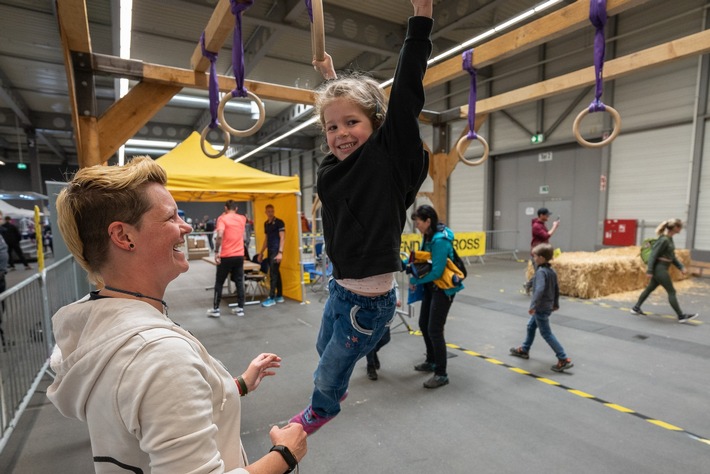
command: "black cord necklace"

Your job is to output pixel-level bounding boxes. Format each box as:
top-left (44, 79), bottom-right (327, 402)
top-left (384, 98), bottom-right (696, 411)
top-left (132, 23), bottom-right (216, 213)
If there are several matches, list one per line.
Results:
top-left (103, 286), bottom-right (168, 315)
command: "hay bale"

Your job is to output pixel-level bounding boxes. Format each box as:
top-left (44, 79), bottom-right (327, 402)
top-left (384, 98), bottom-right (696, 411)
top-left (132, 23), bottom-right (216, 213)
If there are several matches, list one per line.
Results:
top-left (526, 246), bottom-right (691, 299)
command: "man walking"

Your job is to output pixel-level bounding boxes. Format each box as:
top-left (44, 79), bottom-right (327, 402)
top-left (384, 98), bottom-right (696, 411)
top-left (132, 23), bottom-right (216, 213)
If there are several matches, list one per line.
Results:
top-left (524, 207), bottom-right (559, 294)
top-left (207, 200), bottom-right (247, 317)
top-left (258, 204), bottom-right (285, 307)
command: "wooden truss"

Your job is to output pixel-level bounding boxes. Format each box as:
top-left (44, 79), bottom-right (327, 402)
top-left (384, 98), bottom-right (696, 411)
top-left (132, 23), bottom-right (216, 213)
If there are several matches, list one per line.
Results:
top-left (56, 0), bottom-right (710, 218)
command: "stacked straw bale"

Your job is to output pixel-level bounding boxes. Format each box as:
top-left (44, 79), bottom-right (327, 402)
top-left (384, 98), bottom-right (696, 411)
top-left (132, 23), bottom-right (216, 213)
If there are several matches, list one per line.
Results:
top-left (526, 246), bottom-right (691, 299)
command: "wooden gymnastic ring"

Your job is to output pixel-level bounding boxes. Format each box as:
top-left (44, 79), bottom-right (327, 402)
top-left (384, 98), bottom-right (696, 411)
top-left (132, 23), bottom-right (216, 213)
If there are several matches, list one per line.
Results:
top-left (218, 90), bottom-right (266, 137)
top-left (456, 134), bottom-right (490, 167)
top-left (311, 0), bottom-right (325, 61)
top-left (572, 105), bottom-right (622, 149)
top-left (200, 125), bottom-right (231, 158)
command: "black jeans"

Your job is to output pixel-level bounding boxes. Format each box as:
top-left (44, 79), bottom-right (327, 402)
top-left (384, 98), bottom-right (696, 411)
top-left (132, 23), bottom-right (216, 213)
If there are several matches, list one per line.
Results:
top-left (213, 256), bottom-right (245, 309)
top-left (418, 285), bottom-right (454, 376)
top-left (366, 327), bottom-right (391, 368)
top-left (267, 256), bottom-right (282, 298)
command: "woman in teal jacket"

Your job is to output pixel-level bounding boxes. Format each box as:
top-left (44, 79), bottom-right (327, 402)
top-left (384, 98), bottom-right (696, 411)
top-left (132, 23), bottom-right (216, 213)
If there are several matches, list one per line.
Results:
top-left (410, 205), bottom-right (463, 389)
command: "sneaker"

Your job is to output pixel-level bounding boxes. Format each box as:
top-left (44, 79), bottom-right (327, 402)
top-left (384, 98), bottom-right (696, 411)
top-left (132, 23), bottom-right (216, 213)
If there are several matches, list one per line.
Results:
top-left (261, 298), bottom-right (276, 307)
top-left (275, 296), bottom-right (285, 303)
top-left (230, 307), bottom-right (245, 317)
top-left (509, 347), bottom-right (530, 359)
top-left (630, 306), bottom-right (646, 316)
top-left (678, 313), bottom-right (699, 324)
top-left (289, 405), bottom-right (335, 435)
top-left (367, 365), bottom-right (378, 381)
top-left (423, 375), bottom-right (449, 389)
top-left (206, 308), bottom-right (221, 318)
top-left (551, 358), bottom-right (574, 372)
top-left (414, 361), bottom-right (436, 372)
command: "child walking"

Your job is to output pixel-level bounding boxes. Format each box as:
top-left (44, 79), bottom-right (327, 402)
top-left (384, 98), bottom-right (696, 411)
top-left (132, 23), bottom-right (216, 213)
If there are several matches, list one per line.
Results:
top-left (510, 243), bottom-right (573, 372)
top-left (289, 0), bottom-right (433, 434)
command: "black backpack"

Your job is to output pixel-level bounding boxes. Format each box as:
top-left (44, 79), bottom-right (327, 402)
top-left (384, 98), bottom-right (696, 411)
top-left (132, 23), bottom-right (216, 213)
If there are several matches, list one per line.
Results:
top-left (451, 248), bottom-right (467, 280)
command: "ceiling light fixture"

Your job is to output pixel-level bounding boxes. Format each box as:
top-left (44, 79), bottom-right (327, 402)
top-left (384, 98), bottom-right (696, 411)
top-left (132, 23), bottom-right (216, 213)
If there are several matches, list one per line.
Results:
top-left (233, 0), bottom-right (565, 162)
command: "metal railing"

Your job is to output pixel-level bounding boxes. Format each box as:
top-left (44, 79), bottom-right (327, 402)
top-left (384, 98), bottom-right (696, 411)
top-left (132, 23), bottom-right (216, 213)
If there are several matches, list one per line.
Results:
top-left (0, 256), bottom-right (80, 454)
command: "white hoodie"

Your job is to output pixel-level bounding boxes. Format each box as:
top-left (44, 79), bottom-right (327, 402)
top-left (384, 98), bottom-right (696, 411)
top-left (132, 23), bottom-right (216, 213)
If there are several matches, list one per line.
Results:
top-left (48, 294), bottom-right (249, 473)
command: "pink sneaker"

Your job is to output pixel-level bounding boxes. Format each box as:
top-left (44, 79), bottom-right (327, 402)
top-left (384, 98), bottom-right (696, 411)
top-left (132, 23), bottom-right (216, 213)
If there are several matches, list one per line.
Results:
top-left (289, 405), bottom-right (335, 435)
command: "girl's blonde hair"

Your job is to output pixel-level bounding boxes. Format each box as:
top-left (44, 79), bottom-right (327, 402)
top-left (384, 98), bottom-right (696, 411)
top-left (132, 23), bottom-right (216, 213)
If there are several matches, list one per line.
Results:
top-left (314, 73), bottom-right (387, 132)
top-left (56, 156), bottom-right (167, 285)
top-left (655, 218), bottom-right (683, 236)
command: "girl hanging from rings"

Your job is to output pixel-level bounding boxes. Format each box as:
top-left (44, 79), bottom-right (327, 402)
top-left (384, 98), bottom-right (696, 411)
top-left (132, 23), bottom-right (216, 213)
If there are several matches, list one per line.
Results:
top-left (289, 0), bottom-right (433, 435)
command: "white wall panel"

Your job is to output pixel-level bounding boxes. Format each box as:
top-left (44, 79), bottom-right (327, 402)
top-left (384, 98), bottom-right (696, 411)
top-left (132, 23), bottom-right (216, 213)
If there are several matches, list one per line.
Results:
top-left (695, 121), bottom-right (710, 250)
top-left (607, 124), bottom-right (693, 246)
top-left (615, 60), bottom-right (697, 130)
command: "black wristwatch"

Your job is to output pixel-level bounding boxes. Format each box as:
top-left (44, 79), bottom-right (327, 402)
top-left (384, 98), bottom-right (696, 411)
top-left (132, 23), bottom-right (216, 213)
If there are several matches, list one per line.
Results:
top-left (270, 445), bottom-right (298, 473)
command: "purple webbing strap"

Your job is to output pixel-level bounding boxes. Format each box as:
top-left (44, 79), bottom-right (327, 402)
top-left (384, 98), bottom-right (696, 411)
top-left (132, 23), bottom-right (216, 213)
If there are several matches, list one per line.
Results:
top-left (589, 0), bottom-right (608, 112)
top-left (229, 0), bottom-right (255, 98)
top-left (200, 32), bottom-right (220, 129)
top-left (462, 49), bottom-right (478, 140)
top-left (305, 0), bottom-right (313, 23)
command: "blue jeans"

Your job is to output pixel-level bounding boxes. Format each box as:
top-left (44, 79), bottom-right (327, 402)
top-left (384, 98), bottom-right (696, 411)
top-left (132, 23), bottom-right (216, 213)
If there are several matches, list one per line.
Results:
top-left (521, 309), bottom-right (567, 360)
top-left (311, 279), bottom-right (396, 418)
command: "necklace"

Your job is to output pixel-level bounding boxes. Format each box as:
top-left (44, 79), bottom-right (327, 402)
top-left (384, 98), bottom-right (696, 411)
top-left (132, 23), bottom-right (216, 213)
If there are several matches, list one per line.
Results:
top-left (103, 285), bottom-right (168, 315)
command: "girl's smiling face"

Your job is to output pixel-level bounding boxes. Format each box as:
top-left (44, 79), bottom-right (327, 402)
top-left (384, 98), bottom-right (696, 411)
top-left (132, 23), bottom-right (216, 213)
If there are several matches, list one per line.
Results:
top-left (323, 98), bottom-right (374, 161)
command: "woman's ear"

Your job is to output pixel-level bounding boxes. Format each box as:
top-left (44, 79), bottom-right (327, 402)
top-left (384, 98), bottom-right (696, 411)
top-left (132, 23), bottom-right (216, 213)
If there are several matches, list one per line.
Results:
top-left (107, 221), bottom-right (134, 251)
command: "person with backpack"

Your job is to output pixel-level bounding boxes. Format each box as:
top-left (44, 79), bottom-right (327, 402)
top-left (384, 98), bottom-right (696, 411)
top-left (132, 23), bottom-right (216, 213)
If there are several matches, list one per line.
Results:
top-left (409, 205), bottom-right (464, 389)
top-left (631, 219), bottom-right (699, 323)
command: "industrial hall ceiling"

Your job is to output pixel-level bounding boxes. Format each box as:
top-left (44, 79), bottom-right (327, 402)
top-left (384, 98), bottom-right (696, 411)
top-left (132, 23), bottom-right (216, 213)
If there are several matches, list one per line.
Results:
top-left (0, 0), bottom-right (573, 169)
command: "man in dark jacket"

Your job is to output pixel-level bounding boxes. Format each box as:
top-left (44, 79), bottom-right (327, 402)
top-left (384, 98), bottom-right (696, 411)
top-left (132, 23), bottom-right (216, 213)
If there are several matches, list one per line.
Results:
top-left (1, 216), bottom-right (31, 270)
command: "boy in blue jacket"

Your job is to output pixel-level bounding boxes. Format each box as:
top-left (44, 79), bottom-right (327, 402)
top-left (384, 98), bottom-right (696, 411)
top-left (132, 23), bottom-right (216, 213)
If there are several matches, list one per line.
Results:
top-left (510, 243), bottom-right (573, 372)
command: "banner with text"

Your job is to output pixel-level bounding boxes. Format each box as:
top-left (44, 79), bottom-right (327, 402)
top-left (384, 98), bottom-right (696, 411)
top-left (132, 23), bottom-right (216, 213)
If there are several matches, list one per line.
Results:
top-left (401, 232), bottom-right (486, 257)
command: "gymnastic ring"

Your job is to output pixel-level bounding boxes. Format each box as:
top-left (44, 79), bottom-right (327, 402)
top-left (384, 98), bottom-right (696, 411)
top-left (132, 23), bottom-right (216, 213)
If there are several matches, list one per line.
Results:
top-left (311, 0), bottom-right (325, 61)
top-left (200, 125), bottom-right (231, 159)
top-left (456, 134), bottom-right (490, 167)
top-left (572, 105), bottom-right (622, 149)
top-left (217, 90), bottom-right (266, 138)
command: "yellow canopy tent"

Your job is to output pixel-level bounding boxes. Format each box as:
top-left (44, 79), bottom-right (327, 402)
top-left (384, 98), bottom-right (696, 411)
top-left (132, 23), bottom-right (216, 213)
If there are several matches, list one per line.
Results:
top-left (155, 131), bottom-right (303, 302)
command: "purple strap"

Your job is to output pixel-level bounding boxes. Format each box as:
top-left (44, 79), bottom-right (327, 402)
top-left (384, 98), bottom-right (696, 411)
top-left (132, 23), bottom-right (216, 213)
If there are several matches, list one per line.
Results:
top-left (588, 0), bottom-right (608, 112)
top-left (229, 0), bottom-right (254, 98)
top-left (304, 0), bottom-right (313, 23)
top-left (462, 49), bottom-right (478, 140)
top-left (200, 32), bottom-right (220, 129)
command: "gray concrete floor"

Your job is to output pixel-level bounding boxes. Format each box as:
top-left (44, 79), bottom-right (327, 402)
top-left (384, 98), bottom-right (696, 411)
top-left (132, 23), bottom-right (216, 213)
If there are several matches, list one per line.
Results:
top-left (2, 256), bottom-right (710, 473)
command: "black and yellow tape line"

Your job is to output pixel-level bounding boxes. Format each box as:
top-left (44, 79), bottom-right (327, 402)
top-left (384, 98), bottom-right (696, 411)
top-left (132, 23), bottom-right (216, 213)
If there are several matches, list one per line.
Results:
top-left (563, 296), bottom-right (702, 325)
top-left (442, 339), bottom-right (710, 447)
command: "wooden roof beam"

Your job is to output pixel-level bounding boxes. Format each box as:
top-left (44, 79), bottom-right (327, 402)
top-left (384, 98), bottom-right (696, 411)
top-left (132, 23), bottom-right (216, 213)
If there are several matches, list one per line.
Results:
top-left (423, 0), bottom-right (650, 89)
top-left (460, 28), bottom-right (710, 118)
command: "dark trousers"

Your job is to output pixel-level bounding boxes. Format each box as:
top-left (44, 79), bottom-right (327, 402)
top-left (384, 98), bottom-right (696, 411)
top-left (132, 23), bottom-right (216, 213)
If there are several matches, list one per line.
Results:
top-left (366, 327), bottom-right (391, 368)
top-left (213, 256), bottom-right (245, 309)
top-left (635, 261), bottom-right (683, 317)
top-left (267, 257), bottom-right (282, 298)
top-left (418, 286), bottom-right (454, 376)
top-left (7, 242), bottom-right (28, 267)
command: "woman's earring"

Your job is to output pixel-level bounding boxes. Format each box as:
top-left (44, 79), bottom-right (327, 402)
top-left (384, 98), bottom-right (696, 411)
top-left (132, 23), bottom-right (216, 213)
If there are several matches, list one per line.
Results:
top-left (129, 243), bottom-right (135, 249)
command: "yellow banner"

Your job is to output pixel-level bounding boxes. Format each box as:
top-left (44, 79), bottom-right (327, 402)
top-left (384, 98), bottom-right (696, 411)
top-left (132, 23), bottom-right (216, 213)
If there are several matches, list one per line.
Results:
top-left (401, 232), bottom-right (486, 257)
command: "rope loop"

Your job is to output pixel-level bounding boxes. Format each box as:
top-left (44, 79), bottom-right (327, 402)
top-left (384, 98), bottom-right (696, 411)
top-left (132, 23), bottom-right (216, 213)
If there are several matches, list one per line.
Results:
top-left (200, 32), bottom-right (221, 130)
top-left (217, 0), bottom-right (265, 138)
top-left (456, 49), bottom-right (489, 167)
top-left (573, 0), bottom-right (621, 148)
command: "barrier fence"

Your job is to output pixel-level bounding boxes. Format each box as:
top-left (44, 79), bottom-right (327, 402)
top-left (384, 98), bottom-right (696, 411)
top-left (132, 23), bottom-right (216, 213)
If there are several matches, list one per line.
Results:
top-left (0, 255), bottom-right (80, 454)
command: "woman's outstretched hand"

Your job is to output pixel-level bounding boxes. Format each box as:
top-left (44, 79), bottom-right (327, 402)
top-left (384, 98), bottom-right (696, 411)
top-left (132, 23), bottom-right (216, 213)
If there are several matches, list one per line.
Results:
top-left (241, 353), bottom-right (282, 393)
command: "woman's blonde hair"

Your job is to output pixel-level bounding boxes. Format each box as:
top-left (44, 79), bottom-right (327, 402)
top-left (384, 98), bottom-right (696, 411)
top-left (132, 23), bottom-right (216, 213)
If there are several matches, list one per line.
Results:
top-left (56, 156), bottom-right (167, 285)
top-left (655, 218), bottom-right (683, 236)
top-left (314, 72), bottom-right (387, 132)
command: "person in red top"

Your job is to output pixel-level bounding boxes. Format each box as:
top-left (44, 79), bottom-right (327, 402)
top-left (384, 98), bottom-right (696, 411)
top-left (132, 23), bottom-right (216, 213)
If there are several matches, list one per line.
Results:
top-left (524, 207), bottom-right (560, 294)
top-left (207, 200), bottom-right (247, 318)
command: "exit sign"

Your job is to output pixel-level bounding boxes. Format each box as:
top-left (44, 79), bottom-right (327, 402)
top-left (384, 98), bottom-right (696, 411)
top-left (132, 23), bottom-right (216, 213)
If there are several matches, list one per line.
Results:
top-left (17, 163), bottom-right (27, 170)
